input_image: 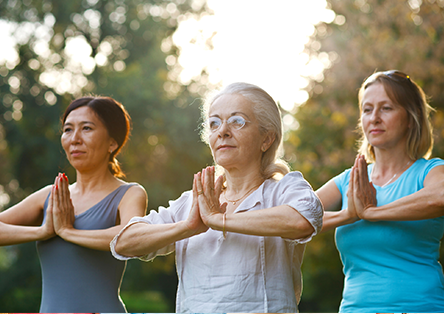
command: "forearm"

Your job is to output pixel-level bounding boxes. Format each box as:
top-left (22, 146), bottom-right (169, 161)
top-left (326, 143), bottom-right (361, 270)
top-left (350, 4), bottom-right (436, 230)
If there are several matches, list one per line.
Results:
top-left (322, 210), bottom-right (359, 232)
top-left (58, 225), bottom-right (127, 251)
top-left (114, 220), bottom-right (195, 257)
top-left (361, 187), bottom-right (444, 221)
top-left (207, 206), bottom-right (315, 240)
top-left (0, 222), bottom-right (49, 246)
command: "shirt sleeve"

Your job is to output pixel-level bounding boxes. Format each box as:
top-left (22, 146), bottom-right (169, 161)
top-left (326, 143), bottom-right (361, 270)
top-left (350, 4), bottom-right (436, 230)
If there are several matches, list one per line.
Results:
top-left (333, 168), bottom-right (352, 197)
top-left (419, 158), bottom-right (444, 186)
top-left (276, 172), bottom-right (324, 244)
top-left (110, 191), bottom-right (192, 261)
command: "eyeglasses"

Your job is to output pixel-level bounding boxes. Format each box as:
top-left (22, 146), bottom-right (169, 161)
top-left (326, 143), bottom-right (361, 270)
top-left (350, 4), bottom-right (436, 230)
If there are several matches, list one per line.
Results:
top-left (204, 115), bottom-right (251, 133)
top-left (364, 70), bottom-right (411, 86)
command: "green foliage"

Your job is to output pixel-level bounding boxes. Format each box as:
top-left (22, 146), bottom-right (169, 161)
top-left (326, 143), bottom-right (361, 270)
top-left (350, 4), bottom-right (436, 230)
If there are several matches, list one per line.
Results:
top-left (0, 0), bottom-right (211, 312)
top-left (292, 0), bottom-right (444, 312)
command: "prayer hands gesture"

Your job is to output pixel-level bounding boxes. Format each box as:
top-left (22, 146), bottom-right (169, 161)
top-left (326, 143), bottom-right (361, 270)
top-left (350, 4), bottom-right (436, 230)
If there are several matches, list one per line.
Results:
top-left (348, 155), bottom-right (377, 219)
top-left (185, 166), bottom-right (226, 234)
top-left (48, 173), bottom-right (75, 237)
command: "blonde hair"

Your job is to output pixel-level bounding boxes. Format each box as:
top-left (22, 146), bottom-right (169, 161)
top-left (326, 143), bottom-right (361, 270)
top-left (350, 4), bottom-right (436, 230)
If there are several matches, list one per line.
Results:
top-left (200, 82), bottom-right (289, 180)
top-left (357, 70), bottom-right (434, 162)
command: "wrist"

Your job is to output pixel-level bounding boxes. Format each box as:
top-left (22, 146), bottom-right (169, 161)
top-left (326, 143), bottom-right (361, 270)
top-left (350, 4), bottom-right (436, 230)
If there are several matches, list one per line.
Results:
top-left (343, 208), bottom-right (359, 223)
top-left (206, 212), bottom-right (224, 231)
top-left (359, 204), bottom-right (377, 221)
top-left (37, 226), bottom-right (54, 241)
top-left (56, 225), bottom-right (73, 240)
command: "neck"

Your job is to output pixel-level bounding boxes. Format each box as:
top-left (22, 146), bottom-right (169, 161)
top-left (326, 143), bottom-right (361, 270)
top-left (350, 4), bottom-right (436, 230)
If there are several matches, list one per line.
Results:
top-left (373, 149), bottom-right (413, 172)
top-left (371, 149), bottom-right (414, 186)
top-left (73, 166), bottom-right (119, 194)
top-left (224, 169), bottom-right (264, 196)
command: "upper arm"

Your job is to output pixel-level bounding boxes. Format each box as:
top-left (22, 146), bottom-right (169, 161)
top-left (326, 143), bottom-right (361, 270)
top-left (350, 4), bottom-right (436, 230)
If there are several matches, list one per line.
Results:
top-left (117, 185), bottom-right (148, 226)
top-left (423, 165), bottom-right (444, 209)
top-left (424, 165), bottom-right (444, 188)
top-left (0, 185), bottom-right (52, 226)
top-left (316, 179), bottom-right (343, 212)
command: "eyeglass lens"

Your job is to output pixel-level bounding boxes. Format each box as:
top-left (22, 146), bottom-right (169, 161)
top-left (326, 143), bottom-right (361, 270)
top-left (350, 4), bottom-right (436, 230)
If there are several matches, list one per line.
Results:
top-left (207, 116), bottom-right (247, 132)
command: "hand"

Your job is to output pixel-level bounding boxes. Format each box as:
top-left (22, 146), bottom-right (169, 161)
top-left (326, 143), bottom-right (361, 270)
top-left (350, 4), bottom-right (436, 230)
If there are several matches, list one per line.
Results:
top-left (184, 173), bottom-right (209, 236)
top-left (40, 182), bottom-right (56, 240)
top-left (196, 166), bottom-right (226, 227)
top-left (52, 173), bottom-right (75, 237)
top-left (345, 158), bottom-right (360, 223)
top-left (353, 155), bottom-right (377, 218)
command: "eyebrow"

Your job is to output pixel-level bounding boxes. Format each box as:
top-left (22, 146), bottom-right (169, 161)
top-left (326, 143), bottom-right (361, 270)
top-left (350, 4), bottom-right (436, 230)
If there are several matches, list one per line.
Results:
top-left (63, 121), bottom-right (96, 127)
top-left (209, 111), bottom-right (250, 119)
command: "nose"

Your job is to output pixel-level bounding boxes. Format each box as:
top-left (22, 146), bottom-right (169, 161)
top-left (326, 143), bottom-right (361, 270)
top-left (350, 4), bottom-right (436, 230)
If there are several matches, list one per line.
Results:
top-left (370, 109), bottom-right (381, 124)
top-left (71, 128), bottom-right (82, 144)
top-left (217, 120), bottom-right (231, 138)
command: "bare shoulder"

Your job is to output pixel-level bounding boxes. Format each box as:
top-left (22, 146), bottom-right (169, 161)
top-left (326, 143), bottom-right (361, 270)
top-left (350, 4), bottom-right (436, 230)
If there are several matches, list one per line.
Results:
top-left (125, 183), bottom-right (147, 199)
top-left (23, 184), bottom-right (54, 205)
top-left (119, 183), bottom-right (148, 215)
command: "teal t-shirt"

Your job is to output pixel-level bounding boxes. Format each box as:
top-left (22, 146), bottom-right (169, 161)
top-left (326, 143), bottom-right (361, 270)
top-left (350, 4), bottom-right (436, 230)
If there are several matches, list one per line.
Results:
top-left (334, 158), bottom-right (444, 313)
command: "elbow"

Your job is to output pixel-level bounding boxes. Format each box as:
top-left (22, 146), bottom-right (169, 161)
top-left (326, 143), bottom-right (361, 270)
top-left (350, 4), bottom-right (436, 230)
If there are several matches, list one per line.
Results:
top-left (113, 229), bottom-right (135, 257)
top-left (285, 217), bottom-right (315, 240)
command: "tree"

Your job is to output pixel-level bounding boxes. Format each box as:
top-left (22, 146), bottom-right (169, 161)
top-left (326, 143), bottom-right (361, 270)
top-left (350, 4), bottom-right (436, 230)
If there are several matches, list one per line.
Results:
top-left (0, 0), bottom-right (212, 311)
top-left (291, 0), bottom-right (444, 312)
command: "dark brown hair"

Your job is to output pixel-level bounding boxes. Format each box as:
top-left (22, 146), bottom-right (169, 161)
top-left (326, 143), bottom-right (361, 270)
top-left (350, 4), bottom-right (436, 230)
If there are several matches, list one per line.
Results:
top-left (63, 96), bottom-right (131, 177)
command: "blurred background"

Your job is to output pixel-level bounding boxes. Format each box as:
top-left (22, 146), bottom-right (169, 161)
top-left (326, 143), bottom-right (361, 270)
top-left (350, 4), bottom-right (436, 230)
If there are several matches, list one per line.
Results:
top-left (0, 0), bottom-right (443, 312)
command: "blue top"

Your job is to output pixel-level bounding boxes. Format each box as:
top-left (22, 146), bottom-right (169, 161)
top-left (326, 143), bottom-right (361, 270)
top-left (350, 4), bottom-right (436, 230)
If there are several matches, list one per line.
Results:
top-left (36, 183), bottom-right (137, 313)
top-left (334, 158), bottom-right (444, 313)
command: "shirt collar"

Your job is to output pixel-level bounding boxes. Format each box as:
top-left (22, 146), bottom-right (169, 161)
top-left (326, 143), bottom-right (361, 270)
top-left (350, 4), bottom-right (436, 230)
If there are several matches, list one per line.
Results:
top-left (232, 180), bottom-right (267, 213)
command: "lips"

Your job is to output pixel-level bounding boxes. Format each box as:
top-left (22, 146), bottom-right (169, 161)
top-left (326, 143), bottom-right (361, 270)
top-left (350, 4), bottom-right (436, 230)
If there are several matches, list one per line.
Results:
top-left (369, 129), bottom-right (384, 134)
top-left (70, 150), bottom-right (85, 157)
top-left (217, 144), bottom-right (235, 150)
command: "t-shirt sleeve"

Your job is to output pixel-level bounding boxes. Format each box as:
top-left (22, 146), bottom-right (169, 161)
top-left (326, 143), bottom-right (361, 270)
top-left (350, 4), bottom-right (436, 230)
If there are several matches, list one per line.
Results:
top-left (110, 191), bottom-right (192, 262)
top-left (277, 172), bottom-right (324, 244)
top-left (333, 168), bottom-right (352, 197)
top-left (419, 158), bottom-right (444, 186)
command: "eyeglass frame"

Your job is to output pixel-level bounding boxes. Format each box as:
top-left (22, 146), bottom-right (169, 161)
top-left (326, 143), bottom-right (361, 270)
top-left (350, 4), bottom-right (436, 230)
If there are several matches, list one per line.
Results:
top-left (203, 115), bottom-right (252, 133)
top-left (364, 70), bottom-right (411, 86)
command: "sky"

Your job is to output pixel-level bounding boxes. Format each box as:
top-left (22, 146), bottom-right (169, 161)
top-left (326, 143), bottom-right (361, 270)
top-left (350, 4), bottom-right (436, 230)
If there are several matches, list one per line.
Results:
top-left (171, 0), bottom-right (336, 113)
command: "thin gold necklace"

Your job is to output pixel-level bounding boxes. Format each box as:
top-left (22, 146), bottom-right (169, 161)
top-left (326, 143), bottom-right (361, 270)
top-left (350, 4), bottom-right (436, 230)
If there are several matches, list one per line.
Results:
top-left (223, 184), bottom-right (262, 205)
top-left (371, 160), bottom-right (411, 187)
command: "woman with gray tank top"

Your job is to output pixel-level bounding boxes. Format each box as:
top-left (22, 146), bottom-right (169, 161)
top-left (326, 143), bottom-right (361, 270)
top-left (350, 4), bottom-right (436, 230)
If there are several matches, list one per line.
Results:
top-left (0, 96), bottom-right (147, 312)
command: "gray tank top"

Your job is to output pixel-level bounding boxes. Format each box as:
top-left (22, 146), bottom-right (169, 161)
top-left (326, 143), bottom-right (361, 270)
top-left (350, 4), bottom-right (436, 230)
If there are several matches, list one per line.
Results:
top-left (36, 183), bottom-right (138, 313)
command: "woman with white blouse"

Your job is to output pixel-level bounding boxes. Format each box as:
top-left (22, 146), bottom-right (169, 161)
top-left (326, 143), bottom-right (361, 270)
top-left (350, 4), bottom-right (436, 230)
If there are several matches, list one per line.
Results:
top-left (111, 82), bottom-right (323, 313)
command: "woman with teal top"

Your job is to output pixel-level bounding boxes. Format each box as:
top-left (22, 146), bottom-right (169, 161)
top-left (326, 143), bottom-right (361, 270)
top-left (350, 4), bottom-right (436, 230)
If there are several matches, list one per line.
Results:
top-left (317, 70), bottom-right (444, 312)
top-left (0, 96), bottom-right (147, 312)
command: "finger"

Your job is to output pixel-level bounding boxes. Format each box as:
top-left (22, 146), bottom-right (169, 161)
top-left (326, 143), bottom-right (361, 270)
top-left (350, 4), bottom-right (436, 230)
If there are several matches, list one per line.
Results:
top-left (358, 156), bottom-right (369, 188)
top-left (209, 166), bottom-right (215, 195)
top-left (196, 172), bottom-right (204, 197)
top-left (215, 175), bottom-right (224, 199)
top-left (54, 177), bottom-right (61, 213)
top-left (220, 202), bottom-right (228, 214)
top-left (47, 185), bottom-right (55, 214)
top-left (203, 167), bottom-right (212, 197)
top-left (349, 166), bottom-right (355, 196)
top-left (61, 174), bottom-right (70, 208)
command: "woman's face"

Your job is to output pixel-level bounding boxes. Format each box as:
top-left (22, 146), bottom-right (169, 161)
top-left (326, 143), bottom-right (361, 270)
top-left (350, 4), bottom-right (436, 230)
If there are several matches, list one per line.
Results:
top-left (61, 106), bottom-right (117, 172)
top-left (208, 94), bottom-right (272, 172)
top-left (361, 82), bottom-right (410, 152)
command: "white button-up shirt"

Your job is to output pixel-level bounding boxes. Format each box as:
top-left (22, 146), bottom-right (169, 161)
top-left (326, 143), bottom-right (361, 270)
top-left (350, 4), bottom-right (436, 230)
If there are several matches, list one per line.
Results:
top-left (111, 171), bottom-right (323, 313)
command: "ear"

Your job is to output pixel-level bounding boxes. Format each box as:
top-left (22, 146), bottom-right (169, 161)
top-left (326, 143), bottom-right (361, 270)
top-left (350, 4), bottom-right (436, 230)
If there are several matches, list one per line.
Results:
top-left (109, 138), bottom-right (118, 154)
top-left (261, 132), bottom-right (276, 153)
